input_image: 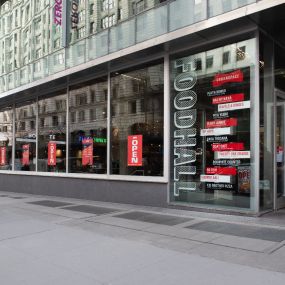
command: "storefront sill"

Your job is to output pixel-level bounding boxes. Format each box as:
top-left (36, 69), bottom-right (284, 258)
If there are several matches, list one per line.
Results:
top-left (167, 202), bottom-right (258, 216)
top-left (0, 171), bottom-right (168, 184)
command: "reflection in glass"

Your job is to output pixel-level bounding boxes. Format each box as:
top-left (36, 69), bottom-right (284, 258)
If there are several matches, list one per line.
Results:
top-left (0, 107), bottom-right (13, 170)
top-left (38, 92), bottom-right (67, 172)
top-left (111, 62), bottom-right (164, 176)
top-left (170, 39), bottom-right (256, 210)
top-left (15, 101), bottom-right (37, 171)
top-left (69, 77), bottom-right (108, 174)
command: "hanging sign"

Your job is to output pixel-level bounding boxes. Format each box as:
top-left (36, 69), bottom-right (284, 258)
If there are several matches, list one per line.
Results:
top-left (212, 93), bottom-right (244, 104)
top-left (0, 147), bottom-right (6, 166)
top-left (200, 127), bottom-right (233, 137)
top-left (218, 101), bottom-right (251, 112)
top-left (82, 138), bottom-right (93, 166)
top-left (128, 135), bottom-right (143, 166)
top-left (215, 151), bottom-right (250, 159)
top-left (22, 144), bottom-right (30, 166)
top-left (206, 167), bottom-right (237, 176)
top-left (200, 175), bottom-right (232, 183)
top-left (212, 69), bottom-right (244, 87)
top-left (206, 118), bottom-right (237, 128)
top-left (48, 142), bottom-right (57, 166)
top-left (212, 142), bottom-right (244, 151)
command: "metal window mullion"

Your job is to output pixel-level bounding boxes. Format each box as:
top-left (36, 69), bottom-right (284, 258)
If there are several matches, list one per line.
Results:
top-left (164, 52), bottom-right (170, 203)
top-left (251, 33), bottom-right (260, 213)
top-left (12, 103), bottom-right (15, 171)
top-left (107, 68), bottom-right (111, 176)
top-left (35, 96), bottom-right (39, 172)
top-left (66, 84), bottom-right (70, 173)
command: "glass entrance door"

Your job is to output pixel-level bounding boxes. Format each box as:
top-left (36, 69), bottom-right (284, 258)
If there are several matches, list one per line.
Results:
top-left (275, 90), bottom-right (285, 209)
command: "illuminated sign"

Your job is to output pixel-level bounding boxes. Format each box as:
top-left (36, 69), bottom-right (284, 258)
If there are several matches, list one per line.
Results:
top-left (79, 136), bottom-right (107, 144)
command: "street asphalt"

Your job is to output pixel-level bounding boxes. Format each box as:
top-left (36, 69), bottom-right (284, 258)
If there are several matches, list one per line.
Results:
top-left (1, 191), bottom-right (285, 285)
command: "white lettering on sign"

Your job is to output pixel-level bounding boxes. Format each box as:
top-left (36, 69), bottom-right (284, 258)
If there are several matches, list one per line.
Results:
top-left (173, 58), bottom-right (198, 196)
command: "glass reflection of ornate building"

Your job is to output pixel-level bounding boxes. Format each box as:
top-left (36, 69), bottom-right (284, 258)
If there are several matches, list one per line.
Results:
top-left (0, 0), bottom-right (284, 214)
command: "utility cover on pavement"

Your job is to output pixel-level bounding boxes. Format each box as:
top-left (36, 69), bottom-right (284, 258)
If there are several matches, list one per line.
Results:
top-left (62, 205), bottom-right (120, 215)
top-left (187, 221), bottom-right (285, 242)
top-left (27, 200), bottom-right (73, 208)
top-left (114, 211), bottom-right (192, 226)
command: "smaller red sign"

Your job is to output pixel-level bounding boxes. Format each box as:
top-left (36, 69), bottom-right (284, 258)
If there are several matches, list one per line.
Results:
top-left (48, 142), bottom-right (57, 166)
top-left (212, 69), bottom-right (244, 87)
top-left (128, 135), bottom-right (143, 166)
top-left (206, 167), bottom-right (237, 176)
top-left (206, 118), bottom-right (237, 128)
top-left (212, 142), bottom-right (245, 151)
top-left (212, 93), bottom-right (244, 105)
top-left (82, 138), bottom-right (93, 166)
top-left (0, 147), bottom-right (6, 166)
top-left (22, 144), bottom-right (30, 166)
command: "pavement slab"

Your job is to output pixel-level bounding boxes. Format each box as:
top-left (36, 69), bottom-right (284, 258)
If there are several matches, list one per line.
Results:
top-left (1, 191), bottom-right (285, 284)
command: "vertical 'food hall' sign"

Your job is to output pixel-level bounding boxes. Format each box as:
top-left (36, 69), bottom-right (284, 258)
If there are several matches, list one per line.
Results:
top-left (172, 59), bottom-right (198, 196)
top-left (171, 39), bottom-right (254, 209)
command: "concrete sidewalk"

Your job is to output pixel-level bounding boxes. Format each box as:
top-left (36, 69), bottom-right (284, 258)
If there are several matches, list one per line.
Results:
top-left (1, 191), bottom-right (285, 285)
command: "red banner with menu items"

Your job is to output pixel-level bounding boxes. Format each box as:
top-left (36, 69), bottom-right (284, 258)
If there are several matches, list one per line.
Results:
top-left (206, 118), bottom-right (237, 128)
top-left (212, 69), bottom-right (244, 87)
top-left (0, 146), bottom-right (6, 166)
top-left (212, 142), bottom-right (245, 151)
top-left (212, 93), bottom-right (245, 105)
top-left (22, 144), bottom-right (30, 166)
top-left (82, 138), bottom-right (93, 166)
top-left (48, 142), bottom-right (57, 166)
top-left (206, 167), bottom-right (237, 176)
top-left (128, 135), bottom-right (143, 166)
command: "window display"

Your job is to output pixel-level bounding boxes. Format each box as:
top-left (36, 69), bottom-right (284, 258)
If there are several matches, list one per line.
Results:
top-left (38, 92), bottom-right (67, 172)
top-left (170, 39), bottom-right (256, 209)
top-left (69, 77), bottom-right (108, 174)
top-left (15, 101), bottom-right (37, 171)
top-left (111, 62), bottom-right (164, 176)
top-left (0, 107), bottom-right (13, 170)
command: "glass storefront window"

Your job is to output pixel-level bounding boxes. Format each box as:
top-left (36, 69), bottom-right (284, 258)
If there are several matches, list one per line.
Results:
top-left (0, 107), bottom-right (13, 170)
top-left (38, 92), bottom-right (67, 172)
top-left (111, 62), bottom-right (164, 176)
top-left (15, 101), bottom-right (37, 171)
top-left (69, 77), bottom-right (108, 174)
top-left (170, 39), bottom-right (256, 210)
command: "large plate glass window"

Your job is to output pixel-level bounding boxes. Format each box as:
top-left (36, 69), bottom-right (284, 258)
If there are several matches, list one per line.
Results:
top-left (38, 91), bottom-right (67, 172)
top-left (69, 77), bottom-right (108, 174)
top-left (0, 107), bottom-right (13, 170)
top-left (170, 38), bottom-right (256, 210)
top-left (15, 101), bottom-right (37, 171)
top-left (111, 62), bottom-right (164, 176)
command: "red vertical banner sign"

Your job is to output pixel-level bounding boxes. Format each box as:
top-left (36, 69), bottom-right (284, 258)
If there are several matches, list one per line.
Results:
top-left (22, 144), bottom-right (30, 166)
top-left (0, 147), bottom-right (6, 166)
top-left (82, 138), bottom-right (93, 166)
top-left (48, 142), bottom-right (57, 166)
top-left (128, 135), bottom-right (143, 166)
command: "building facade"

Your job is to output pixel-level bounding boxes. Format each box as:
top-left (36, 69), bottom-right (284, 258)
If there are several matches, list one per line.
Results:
top-left (0, 0), bottom-right (284, 214)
